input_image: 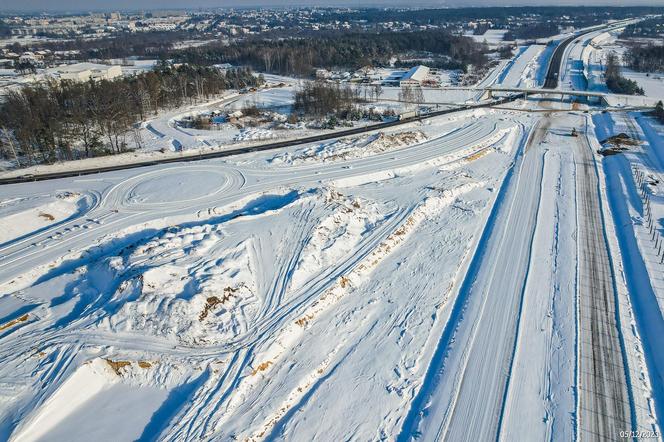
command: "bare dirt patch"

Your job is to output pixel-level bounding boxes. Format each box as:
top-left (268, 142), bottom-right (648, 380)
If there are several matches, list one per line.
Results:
top-left (251, 361), bottom-right (273, 376)
top-left (198, 286), bottom-right (240, 321)
top-left (599, 133), bottom-right (641, 156)
top-left (105, 359), bottom-right (132, 376)
top-left (0, 314), bottom-right (29, 331)
top-left (38, 212), bottom-right (55, 221)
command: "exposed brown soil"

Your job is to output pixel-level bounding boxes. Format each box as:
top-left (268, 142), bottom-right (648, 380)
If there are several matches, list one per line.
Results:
top-left (38, 212), bottom-right (55, 221)
top-left (251, 361), bottom-right (273, 376)
top-left (601, 133), bottom-right (641, 147)
top-left (198, 286), bottom-right (240, 321)
top-left (0, 314), bottom-right (29, 331)
top-left (105, 359), bottom-right (131, 376)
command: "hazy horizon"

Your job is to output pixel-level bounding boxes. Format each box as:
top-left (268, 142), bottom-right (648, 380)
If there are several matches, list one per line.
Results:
top-left (2, 0), bottom-right (663, 13)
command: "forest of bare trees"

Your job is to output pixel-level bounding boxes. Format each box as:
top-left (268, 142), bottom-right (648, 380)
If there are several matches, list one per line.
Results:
top-left (174, 30), bottom-right (489, 77)
top-left (293, 81), bottom-right (397, 128)
top-left (624, 45), bottom-right (664, 74)
top-left (604, 52), bottom-right (644, 96)
top-left (294, 81), bottom-right (359, 118)
top-left (0, 65), bottom-right (261, 165)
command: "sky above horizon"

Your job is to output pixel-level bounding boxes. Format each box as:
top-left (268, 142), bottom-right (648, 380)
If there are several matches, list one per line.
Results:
top-left (2, 0), bottom-right (663, 13)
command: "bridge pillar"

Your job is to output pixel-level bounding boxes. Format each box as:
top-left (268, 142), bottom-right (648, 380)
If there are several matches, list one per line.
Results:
top-left (481, 89), bottom-right (493, 100)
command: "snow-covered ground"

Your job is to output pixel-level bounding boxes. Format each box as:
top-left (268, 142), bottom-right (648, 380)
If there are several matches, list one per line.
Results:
top-left (0, 106), bottom-right (533, 440)
top-left (589, 31), bottom-right (664, 102)
top-left (496, 44), bottom-right (546, 89)
top-left (2, 27), bottom-right (664, 441)
top-left (470, 29), bottom-right (511, 47)
top-left (399, 104), bottom-right (659, 441)
top-left (592, 111), bottom-right (664, 427)
top-left (0, 63), bottom-right (509, 179)
top-left (623, 68), bottom-right (664, 101)
top-left (0, 191), bottom-right (96, 245)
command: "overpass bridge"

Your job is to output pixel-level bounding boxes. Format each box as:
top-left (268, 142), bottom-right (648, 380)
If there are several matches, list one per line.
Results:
top-left (478, 86), bottom-right (658, 107)
top-left (442, 86), bottom-right (611, 103)
top-left (378, 86), bottom-right (656, 109)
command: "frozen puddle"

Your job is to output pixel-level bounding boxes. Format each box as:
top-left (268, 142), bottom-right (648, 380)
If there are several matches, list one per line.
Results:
top-left (14, 359), bottom-right (167, 442)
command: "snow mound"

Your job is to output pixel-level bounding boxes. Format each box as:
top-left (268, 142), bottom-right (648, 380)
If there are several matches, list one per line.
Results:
top-left (0, 191), bottom-right (91, 244)
top-left (234, 128), bottom-right (277, 142)
top-left (289, 189), bottom-right (391, 291)
top-left (103, 225), bottom-right (260, 346)
top-left (271, 131), bottom-right (427, 165)
top-left (13, 358), bottom-right (168, 442)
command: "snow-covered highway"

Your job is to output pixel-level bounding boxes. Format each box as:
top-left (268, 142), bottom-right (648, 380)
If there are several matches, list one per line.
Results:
top-left (397, 115), bottom-right (543, 441)
top-left (1, 19), bottom-right (663, 441)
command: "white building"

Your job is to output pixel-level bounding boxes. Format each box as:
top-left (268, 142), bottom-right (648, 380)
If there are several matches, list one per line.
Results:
top-left (47, 63), bottom-right (123, 82)
top-left (399, 65), bottom-right (430, 87)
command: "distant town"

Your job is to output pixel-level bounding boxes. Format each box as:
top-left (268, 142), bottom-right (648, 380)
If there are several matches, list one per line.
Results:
top-left (2, 7), bottom-right (662, 95)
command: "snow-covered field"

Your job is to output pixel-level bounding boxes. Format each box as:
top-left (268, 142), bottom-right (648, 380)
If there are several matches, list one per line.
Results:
top-left (470, 29), bottom-right (511, 47)
top-left (1, 27), bottom-right (664, 441)
top-left (0, 107), bottom-right (529, 440)
top-left (496, 44), bottom-right (546, 89)
top-left (0, 191), bottom-right (94, 245)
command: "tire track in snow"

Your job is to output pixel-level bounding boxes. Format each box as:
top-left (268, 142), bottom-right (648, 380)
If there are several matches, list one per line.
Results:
top-left (185, 185), bottom-right (481, 440)
top-left (396, 119), bottom-right (538, 442)
top-left (440, 119), bottom-right (546, 441)
top-left (0, 115), bottom-right (517, 441)
top-left (498, 142), bottom-right (579, 441)
top-left (0, 119), bottom-right (499, 289)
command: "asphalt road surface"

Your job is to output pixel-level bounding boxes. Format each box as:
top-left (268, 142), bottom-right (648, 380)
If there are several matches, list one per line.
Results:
top-left (575, 127), bottom-right (633, 440)
top-left (543, 34), bottom-right (578, 89)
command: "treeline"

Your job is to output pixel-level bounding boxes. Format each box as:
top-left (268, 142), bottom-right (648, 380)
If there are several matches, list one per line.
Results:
top-left (504, 22), bottom-right (560, 40)
top-left (294, 81), bottom-right (359, 118)
top-left (0, 21), bottom-right (12, 37)
top-left (653, 101), bottom-right (664, 124)
top-left (9, 31), bottom-right (196, 60)
top-left (624, 45), bottom-right (664, 73)
top-left (293, 81), bottom-right (395, 127)
top-left (0, 65), bottom-right (260, 164)
top-left (620, 17), bottom-right (664, 38)
top-left (174, 30), bottom-right (488, 77)
top-left (331, 7), bottom-right (664, 27)
top-left (605, 52), bottom-right (644, 96)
